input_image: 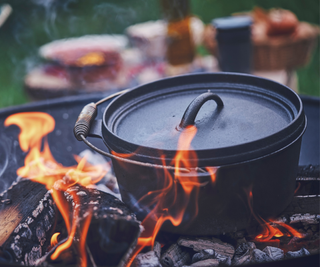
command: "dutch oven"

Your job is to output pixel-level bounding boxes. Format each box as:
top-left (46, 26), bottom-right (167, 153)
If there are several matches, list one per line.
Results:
top-left (74, 73), bottom-right (306, 235)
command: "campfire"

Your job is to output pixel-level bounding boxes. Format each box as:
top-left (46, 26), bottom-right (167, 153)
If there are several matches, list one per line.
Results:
top-left (0, 107), bottom-right (318, 267)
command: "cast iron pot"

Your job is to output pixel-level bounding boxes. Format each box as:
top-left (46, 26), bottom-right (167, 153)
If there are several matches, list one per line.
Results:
top-left (75, 73), bottom-right (306, 235)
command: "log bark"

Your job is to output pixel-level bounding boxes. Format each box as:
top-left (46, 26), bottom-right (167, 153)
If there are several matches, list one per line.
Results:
top-left (46, 184), bottom-right (142, 267)
top-left (0, 179), bottom-right (55, 265)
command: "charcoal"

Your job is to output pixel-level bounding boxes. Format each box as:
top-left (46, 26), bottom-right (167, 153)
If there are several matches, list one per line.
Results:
top-left (290, 214), bottom-right (320, 225)
top-left (178, 237), bottom-right (234, 258)
top-left (160, 243), bottom-right (191, 267)
top-left (251, 249), bottom-right (273, 263)
top-left (214, 252), bottom-right (231, 266)
top-left (285, 247), bottom-right (310, 259)
top-left (192, 249), bottom-right (231, 266)
top-left (232, 241), bottom-right (256, 266)
top-left (262, 246), bottom-right (284, 261)
top-left (192, 249), bottom-right (215, 263)
top-left (132, 251), bottom-right (161, 267)
top-left (190, 258), bottom-right (219, 267)
top-left (153, 241), bottom-right (162, 259)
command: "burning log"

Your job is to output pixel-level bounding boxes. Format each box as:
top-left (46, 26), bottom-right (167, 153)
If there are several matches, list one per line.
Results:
top-left (0, 179), bottom-right (55, 265)
top-left (177, 237), bottom-right (235, 258)
top-left (46, 184), bottom-right (141, 267)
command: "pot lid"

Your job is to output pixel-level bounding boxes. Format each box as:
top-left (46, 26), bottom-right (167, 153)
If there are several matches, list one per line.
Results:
top-left (103, 73), bottom-right (305, 165)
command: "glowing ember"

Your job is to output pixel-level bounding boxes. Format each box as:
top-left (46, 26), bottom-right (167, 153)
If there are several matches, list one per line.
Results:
top-left (50, 232), bottom-right (60, 247)
top-left (245, 187), bottom-right (304, 244)
top-left (5, 112), bottom-right (108, 266)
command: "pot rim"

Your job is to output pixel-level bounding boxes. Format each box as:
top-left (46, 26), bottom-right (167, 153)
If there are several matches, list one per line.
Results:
top-left (102, 72), bottom-right (306, 166)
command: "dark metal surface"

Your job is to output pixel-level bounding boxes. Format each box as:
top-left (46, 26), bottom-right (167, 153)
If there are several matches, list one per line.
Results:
top-left (299, 95), bottom-right (320, 166)
top-left (102, 73), bottom-right (306, 166)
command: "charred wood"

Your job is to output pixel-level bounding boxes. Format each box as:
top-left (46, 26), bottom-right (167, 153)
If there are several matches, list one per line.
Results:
top-left (192, 249), bottom-right (231, 266)
top-left (191, 249), bottom-right (214, 263)
top-left (132, 250), bottom-right (162, 267)
top-left (285, 247), bottom-right (310, 259)
top-left (160, 243), bottom-right (191, 267)
top-left (47, 184), bottom-right (141, 267)
top-left (153, 241), bottom-right (162, 259)
top-left (262, 246), bottom-right (284, 261)
top-left (0, 179), bottom-right (55, 265)
top-left (232, 241), bottom-right (256, 266)
top-left (251, 249), bottom-right (273, 263)
top-left (177, 237), bottom-right (235, 258)
top-left (189, 258), bottom-right (219, 267)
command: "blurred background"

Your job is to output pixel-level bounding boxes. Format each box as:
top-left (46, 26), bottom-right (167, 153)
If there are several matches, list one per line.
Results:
top-left (0, 0), bottom-right (319, 108)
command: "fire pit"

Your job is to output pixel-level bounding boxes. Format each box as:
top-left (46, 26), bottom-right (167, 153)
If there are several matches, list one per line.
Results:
top-left (0, 85), bottom-right (318, 266)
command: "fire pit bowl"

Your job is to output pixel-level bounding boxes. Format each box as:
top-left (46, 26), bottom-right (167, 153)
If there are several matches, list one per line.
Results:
top-left (75, 73), bottom-right (306, 235)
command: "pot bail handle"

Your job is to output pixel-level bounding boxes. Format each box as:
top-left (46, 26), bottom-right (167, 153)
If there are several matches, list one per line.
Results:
top-left (179, 92), bottom-right (224, 129)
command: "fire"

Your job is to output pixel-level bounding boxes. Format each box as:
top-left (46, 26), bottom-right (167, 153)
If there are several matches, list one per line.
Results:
top-left (5, 112), bottom-right (108, 266)
top-left (51, 232), bottom-right (60, 247)
top-left (245, 187), bottom-right (304, 244)
top-left (127, 125), bottom-right (217, 265)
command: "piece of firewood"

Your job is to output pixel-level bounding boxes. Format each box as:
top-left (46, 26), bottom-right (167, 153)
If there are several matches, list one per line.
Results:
top-left (46, 184), bottom-right (142, 267)
top-left (177, 237), bottom-right (235, 258)
top-left (0, 179), bottom-right (55, 265)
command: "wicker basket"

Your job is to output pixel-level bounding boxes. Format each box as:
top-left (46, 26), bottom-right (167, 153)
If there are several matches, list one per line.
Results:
top-left (203, 22), bottom-right (319, 71)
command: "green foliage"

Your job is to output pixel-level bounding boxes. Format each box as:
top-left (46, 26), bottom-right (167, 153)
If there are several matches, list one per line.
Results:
top-left (0, 0), bottom-right (318, 108)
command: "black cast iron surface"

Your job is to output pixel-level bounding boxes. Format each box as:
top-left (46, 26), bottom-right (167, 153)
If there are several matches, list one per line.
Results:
top-left (0, 92), bottom-right (318, 192)
top-left (0, 92), bottom-right (318, 266)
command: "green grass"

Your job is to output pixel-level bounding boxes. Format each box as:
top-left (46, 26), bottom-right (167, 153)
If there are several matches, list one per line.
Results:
top-left (0, 0), bottom-right (318, 108)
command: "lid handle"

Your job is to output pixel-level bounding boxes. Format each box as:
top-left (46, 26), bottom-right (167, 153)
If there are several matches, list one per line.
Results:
top-left (179, 92), bottom-right (224, 129)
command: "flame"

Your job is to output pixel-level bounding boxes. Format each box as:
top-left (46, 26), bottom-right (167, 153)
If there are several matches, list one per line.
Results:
top-left (245, 187), bottom-right (304, 244)
top-left (126, 126), bottom-right (217, 266)
top-left (51, 232), bottom-right (60, 247)
top-left (75, 52), bottom-right (106, 67)
top-left (5, 112), bottom-right (108, 266)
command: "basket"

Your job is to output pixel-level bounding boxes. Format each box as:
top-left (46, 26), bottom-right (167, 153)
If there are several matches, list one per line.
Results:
top-left (203, 22), bottom-right (319, 71)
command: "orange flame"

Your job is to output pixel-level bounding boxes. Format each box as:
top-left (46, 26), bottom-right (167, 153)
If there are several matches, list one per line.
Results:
top-left (127, 126), bottom-right (217, 266)
top-left (51, 232), bottom-right (60, 247)
top-left (5, 112), bottom-right (108, 266)
top-left (245, 187), bottom-right (304, 243)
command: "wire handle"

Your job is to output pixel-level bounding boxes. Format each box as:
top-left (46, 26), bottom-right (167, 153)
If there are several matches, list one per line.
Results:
top-left (74, 89), bottom-right (208, 174)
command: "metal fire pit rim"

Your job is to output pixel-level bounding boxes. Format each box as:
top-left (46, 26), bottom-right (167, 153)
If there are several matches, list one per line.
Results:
top-left (0, 92), bottom-right (108, 117)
